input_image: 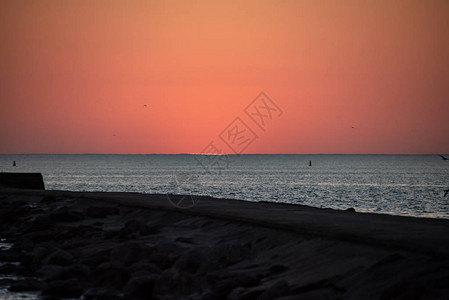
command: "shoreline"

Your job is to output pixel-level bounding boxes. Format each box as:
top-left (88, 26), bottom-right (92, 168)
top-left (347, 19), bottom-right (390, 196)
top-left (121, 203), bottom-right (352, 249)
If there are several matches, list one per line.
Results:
top-left (1, 189), bottom-right (449, 299)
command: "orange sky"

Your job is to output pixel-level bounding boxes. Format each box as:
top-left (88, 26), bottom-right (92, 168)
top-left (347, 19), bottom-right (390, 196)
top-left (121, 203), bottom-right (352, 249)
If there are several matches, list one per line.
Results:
top-left (1, 0), bottom-right (448, 154)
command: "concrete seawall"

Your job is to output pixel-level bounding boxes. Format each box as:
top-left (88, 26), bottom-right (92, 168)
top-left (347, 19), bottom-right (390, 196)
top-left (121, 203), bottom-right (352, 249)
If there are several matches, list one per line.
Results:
top-left (0, 172), bottom-right (45, 190)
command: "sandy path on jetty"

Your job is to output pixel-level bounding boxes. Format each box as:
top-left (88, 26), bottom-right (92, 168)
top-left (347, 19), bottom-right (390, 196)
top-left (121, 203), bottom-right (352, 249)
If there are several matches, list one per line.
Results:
top-left (1, 189), bottom-right (449, 299)
top-left (46, 189), bottom-right (449, 256)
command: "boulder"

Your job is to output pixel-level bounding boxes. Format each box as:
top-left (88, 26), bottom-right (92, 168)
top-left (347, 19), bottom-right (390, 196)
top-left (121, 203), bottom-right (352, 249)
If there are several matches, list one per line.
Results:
top-left (38, 265), bottom-right (64, 281)
top-left (79, 250), bottom-right (111, 268)
top-left (31, 246), bottom-right (54, 269)
top-left (12, 236), bottom-right (34, 252)
top-left (110, 242), bottom-right (149, 266)
top-left (257, 280), bottom-right (290, 300)
top-left (45, 264), bottom-right (90, 281)
top-left (83, 287), bottom-right (122, 300)
top-left (90, 262), bottom-right (131, 288)
top-left (129, 261), bottom-right (161, 276)
top-left (212, 273), bottom-right (260, 298)
top-left (50, 208), bottom-right (85, 222)
top-left (43, 249), bottom-right (74, 266)
top-left (118, 220), bottom-right (156, 237)
top-left (85, 206), bottom-right (119, 219)
top-left (174, 250), bottom-right (206, 274)
top-left (208, 243), bottom-right (252, 268)
top-left (124, 275), bottom-right (159, 299)
top-left (23, 215), bottom-right (54, 233)
top-left (269, 264), bottom-right (289, 275)
top-left (8, 278), bottom-right (44, 292)
top-left (41, 280), bottom-right (84, 299)
top-left (154, 270), bottom-right (203, 297)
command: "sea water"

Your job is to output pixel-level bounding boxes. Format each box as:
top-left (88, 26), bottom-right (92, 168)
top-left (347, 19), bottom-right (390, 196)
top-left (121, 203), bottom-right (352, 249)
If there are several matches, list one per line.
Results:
top-left (1, 154), bottom-right (448, 219)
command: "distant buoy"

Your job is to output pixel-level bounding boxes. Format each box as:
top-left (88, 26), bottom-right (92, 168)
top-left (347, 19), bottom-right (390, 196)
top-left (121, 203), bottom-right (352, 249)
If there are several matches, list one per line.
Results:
top-left (13, 161), bottom-right (16, 167)
top-left (309, 160), bottom-right (312, 167)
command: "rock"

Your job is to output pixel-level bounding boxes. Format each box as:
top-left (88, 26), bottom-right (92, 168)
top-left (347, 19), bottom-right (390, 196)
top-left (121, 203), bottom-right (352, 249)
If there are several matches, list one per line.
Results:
top-left (31, 246), bottom-right (54, 269)
top-left (103, 229), bottom-right (119, 239)
top-left (110, 242), bottom-right (149, 266)
top-left (38, 265), bottom-right (64, 281)
top-left (154, 270), bottom-right (204, 297)
top-left (41, 195), bottom-right (57, 203)
top-left (0, 210), bottom-right (22, 224)
top-left (0, 249), bottom-right (21, 263)
top-left (12, 236), bottom-right (34, 251)
top-left (59, 224), bottom-right (99, 239)
top-left (124, 275), bottom-right (159, 299)
top-left (227, 287), bottom-right (249, 300)
top-left (20, 253), bottom-right (34, 269)
top-left (25, 230), bottom-right (58, 244)
top-left (174, 250), bottom-right (206, 274)
top-left (8, 199), bottom-right (28, 208)
top-left (83, 287), bottom-right (123, 300)
top-left (118, 220), bottom-right (156, 237)
top-left (148, 242), bottom-right (184, 269)
top-left (8, 278), bottom-right (44, 292)
top-left (41, 296), bottom-right (60, 300)
top-left (175, 237), bottom-right (193, 244)
top-left (62, 264), bottom-right (90, 279)
top-left (43, 249), bottom-right (74, 266)
top-left (208, 243), bottom-right (252, 267)
top-left (380, 282), bottom-right (426, 300)
top-left (50, 208), bottom-right (85, 222)
top-left (148, 253), bottom-right (174, 270)
top-left (129, 261), bottom-right (161, 276)
top-left (90, 262), bottom-right (131, 288)
top-left (0, 263), bottom-right (19, 275)
top-left (213, 273), bottom-right (260, 298)
top-left (269, 264), bottom-right (288, 275)
top-left (230, 289), bottom-right (263, 300)
top-left (345, 207), bottom-right (356, 212)
top-left (24, 215), bottom-right (54, 233)
top-left (85, 206), bottom-right (119, 219)
top-left (41, 280), bottom-right (84, 298)
top-left (257, 280), bottom-right (290, 300)
top-left (372, 253), bottom-right (405, 268)
top-left (48, 264), bottom-right (90, 281)
top-left (79, 251), bottom-right (110, 268)
top-left (152, 242), bottom-right (183, 255)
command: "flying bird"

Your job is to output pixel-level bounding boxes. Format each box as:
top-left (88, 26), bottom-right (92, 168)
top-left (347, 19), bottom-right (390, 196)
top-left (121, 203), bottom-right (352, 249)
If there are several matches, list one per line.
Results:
top-left (143, 104), bottom-right (148, 107)
top-left (440, 155), bottom-right (448, 160)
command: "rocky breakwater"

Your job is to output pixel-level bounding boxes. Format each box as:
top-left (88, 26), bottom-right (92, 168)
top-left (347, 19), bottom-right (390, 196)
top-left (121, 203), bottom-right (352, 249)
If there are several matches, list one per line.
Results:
top-left (1, 190), bottom-right (449, 299)
top-left (0, 193), bottom-right (292, 299)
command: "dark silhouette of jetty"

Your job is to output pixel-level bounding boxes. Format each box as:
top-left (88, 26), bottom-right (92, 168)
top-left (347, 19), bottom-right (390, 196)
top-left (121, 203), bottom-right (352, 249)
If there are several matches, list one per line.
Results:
top-left (0, 172), bottom-right (45, 190)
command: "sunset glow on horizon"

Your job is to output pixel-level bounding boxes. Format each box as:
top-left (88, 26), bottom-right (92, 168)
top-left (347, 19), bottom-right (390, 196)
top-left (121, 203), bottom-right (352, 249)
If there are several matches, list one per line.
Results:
top-left (1, 0), bottom-right (449, 154)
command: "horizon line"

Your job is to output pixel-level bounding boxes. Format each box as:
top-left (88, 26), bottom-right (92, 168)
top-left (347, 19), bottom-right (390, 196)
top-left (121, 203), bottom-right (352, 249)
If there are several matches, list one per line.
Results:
top-left (1, 153), bottom-right (448, 156)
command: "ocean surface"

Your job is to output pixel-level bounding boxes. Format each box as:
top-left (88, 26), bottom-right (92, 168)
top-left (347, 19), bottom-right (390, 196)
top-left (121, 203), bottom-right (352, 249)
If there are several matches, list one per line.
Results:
top-left (1, 154), bottom-right (449, 219)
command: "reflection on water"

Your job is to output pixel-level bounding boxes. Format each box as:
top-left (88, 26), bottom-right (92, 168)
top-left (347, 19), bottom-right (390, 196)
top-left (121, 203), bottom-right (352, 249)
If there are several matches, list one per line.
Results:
top-left (1, 154), bottom-right (448, 218)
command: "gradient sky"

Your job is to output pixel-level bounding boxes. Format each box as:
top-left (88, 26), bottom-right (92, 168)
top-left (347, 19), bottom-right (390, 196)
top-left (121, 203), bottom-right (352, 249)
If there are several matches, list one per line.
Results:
top-left (1, 0), bottom-right (448, 154)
